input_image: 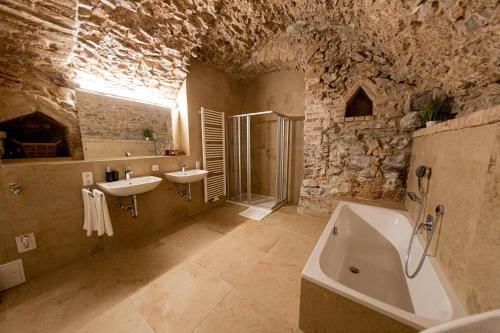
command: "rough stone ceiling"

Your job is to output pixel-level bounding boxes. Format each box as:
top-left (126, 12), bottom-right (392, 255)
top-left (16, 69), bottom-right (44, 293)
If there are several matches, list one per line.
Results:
top-left (72, 0), bottom-right (327, 99)
top-left (198, 0), bottom-right (499, 110)
top-left (0, 0), bottom-right (498, 105)
top-left (200, 0), bottom-right (499, 76)
top-left (73, 0), bottom-right (218, 100)
top-left (197, 0), bottom-right (325, 72)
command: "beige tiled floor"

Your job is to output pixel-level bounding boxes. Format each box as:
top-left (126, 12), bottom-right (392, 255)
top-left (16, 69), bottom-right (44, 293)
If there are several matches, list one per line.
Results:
top-left (0, 203), bottom-right (328, 333)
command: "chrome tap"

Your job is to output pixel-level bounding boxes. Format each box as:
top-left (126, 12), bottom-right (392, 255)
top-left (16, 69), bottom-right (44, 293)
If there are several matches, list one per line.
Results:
top-left (124, 167), bottom-right (133, 180)
top-left (181, 163), bottom-right (187, 172)
top-left (418, 214), bottom-right (434, 235)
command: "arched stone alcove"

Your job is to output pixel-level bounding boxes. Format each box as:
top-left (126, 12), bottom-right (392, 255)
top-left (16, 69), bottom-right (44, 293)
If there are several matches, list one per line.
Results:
top-left (345, 88), bottom-right (373, 117)
top-left (0, 112), bottom-right (71, 159)
top-left (337, 80), bottom-right (382, 121)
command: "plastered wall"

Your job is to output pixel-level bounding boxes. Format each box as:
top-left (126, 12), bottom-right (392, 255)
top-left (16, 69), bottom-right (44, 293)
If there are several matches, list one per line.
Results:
top-left (406, 106), bottom-right (500, 314)
top-left (241, 71), bottom-right (305, 203)
top-left (0, 63), bottom-right (239, 280)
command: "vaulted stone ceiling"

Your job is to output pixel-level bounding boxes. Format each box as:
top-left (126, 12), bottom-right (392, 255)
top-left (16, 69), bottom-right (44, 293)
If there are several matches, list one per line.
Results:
top-left (0, 0), bottom-right (498, 201)
top-left (73, 0), bottom-right (218, 100)
top-left (201, 0), bottom-right (498, 114)
top-left (197, 0), bottom-right (325, 73)
top-left (72, 0), bottom-right (327, 99)
top-left (0, 0), bottom-right (498, 109)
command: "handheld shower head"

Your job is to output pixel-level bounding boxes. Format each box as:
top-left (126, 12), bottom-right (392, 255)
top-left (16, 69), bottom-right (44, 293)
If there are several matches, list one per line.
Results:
top-left (416, 165), bottom-right (431, 178)
top-left (416, 165), bottom-right (431, 194)
top-left (416, 165), bottom-right (427, 178)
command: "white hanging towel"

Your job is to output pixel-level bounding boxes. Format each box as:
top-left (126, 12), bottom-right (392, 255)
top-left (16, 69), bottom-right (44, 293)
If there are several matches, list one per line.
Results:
top-left (92, 189), bottom-right (113, 236)
top-left (82, 188), bottom-right (94, 236)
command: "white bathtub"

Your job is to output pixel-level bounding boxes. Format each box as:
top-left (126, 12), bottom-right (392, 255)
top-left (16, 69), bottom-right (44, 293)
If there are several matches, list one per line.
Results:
top-left (302, 201), bottom-right (466, 330)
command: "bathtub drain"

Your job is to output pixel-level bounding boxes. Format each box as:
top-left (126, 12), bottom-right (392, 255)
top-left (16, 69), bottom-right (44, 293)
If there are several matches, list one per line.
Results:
top-left (349, 266), bottom-right (360, 274)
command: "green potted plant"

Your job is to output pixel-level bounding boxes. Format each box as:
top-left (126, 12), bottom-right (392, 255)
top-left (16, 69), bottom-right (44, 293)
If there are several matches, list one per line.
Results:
top-left (143, 128), bottom-right (153, 141)
top-left (418, 95), bottom-right (453, 128)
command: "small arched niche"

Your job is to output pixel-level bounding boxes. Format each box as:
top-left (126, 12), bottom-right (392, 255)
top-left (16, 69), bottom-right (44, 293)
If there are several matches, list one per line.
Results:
top-left (0, 112), bottom-right (70, 159)
top-left (345, 87), bottom-right (373, 117)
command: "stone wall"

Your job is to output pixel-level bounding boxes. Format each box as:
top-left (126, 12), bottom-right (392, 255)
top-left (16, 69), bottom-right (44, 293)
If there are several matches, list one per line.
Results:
top-left (0, 0), bottom-right (498, 207)
top-left (76, 90), bottom-right (173, 157)
top-left (73, 0), bottom-right (218, 101)
top-left (205, 1), bottom-right (499, 116)
top-left (0, 0), bottom-right (83, 158)
top-left (228, 1), bottom-right (500, 211)
top-left (0, 0), bottom-right (218, 159)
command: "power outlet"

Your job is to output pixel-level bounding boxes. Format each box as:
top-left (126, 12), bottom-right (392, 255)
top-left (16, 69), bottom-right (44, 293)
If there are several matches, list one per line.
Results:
top-left (0, 259), bottom-right (26, 291)
top-left (15, 233), bottom-right (37, 253)
top-left (152, 165), bottom-right (159, 171)
top-left (82, 171), bottom-right (93, 186)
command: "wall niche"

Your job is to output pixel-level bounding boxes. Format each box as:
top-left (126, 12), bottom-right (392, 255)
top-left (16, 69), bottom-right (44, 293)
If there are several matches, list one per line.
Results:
top-left (0, 112), bottom-right (70, 159)
top-left (345, 87), bottom-right (373, 117)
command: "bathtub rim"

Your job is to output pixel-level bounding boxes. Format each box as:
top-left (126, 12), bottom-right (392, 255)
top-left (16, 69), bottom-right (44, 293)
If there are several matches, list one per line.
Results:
top-left (301, 200), bottom-right (466, 330)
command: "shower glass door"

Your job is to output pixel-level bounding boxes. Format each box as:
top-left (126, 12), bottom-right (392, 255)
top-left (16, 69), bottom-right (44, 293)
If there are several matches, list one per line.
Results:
top-left (227, 115), bottom-right (251, 204)
top-left (275, 115), bottom-right (290, 207)
top-left (227, 112), bottom-right (290, 210)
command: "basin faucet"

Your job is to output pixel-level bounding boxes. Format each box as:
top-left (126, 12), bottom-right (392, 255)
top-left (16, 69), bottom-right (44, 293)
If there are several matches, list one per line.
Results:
top-left (181, 163), bottom-right (187, 172)
top-left (125, 167), bottom-right (133, 180)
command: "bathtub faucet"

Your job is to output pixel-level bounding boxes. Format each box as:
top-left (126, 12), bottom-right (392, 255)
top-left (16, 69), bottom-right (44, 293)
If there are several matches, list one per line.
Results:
top-left (405, 165), bottom-right (434, 279)
top-left (418, 214), bottom-right (434, 235)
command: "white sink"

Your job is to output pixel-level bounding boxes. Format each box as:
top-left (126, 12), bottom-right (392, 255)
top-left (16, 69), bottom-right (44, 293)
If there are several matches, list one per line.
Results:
top-left (96, 176), bottom-right (162, 196)
top-left (164, 169), bottom-right (209, 184)
top-left (421, 309), bottom-right (500, 333)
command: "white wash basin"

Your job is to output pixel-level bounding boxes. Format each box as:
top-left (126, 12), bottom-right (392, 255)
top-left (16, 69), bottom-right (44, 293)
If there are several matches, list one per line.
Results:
top-left (420, 309), bottom-right (500, 333)
top-left (97, 176), bottom-right (162, 196)
top-left (164, 169), bottom-right (209, 184)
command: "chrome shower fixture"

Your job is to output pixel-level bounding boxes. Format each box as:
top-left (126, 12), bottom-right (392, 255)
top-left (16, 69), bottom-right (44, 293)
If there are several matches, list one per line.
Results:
top-left (406, 191), bottom-right (421, 204)
top-left (404, 165), bottom-right (438, 279)
top-left (415, 165), bottom-right (431, 178)
top-left (435, 204), bottom-right (445, 216)
top-left (415, 165), bottom-right (431, 194)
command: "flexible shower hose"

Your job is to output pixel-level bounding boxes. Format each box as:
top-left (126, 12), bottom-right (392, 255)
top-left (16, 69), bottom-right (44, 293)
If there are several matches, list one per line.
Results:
top-left (404, 193), bottom-right (439, 279)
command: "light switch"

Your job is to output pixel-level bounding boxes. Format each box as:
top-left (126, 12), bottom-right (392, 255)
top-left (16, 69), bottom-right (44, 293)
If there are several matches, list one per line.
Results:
top-left (82, 171), bottom-right (93, 186)
top-left (152, 165), bottom-right (159, 171)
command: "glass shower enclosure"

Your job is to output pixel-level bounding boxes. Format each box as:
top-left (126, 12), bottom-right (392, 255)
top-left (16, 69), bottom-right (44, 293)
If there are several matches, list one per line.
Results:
top-left (227, 111), bottom-right (290, 210)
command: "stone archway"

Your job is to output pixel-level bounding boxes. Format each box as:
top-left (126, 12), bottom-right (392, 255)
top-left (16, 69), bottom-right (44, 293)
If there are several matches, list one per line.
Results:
top-left (0, 91), bottom-right (83, 160)
top-left (0, 112), bottom-right (71, 159)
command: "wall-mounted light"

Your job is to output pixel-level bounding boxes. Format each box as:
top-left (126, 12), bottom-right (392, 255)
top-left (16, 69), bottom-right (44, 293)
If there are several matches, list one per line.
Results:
top-left (74, 71), bottom-right (177, 109)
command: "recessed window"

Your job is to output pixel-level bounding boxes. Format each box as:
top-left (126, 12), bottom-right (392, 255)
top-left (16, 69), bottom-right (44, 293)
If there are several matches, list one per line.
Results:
top-left (345, 88), bottom-right (373, 117)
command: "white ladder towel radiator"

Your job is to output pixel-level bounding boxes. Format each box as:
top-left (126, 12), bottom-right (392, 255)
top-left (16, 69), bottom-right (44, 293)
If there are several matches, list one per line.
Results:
top-left (201, 107), bottom-right (226, 202)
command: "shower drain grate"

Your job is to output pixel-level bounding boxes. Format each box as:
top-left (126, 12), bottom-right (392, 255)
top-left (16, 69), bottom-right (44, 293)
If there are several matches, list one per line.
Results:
top-left (349, 266), bottom-right (360, 274)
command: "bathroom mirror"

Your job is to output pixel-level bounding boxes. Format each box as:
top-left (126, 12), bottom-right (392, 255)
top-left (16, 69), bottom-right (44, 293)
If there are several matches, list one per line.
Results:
top-left (76, 90), bottom-right (175, 160)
